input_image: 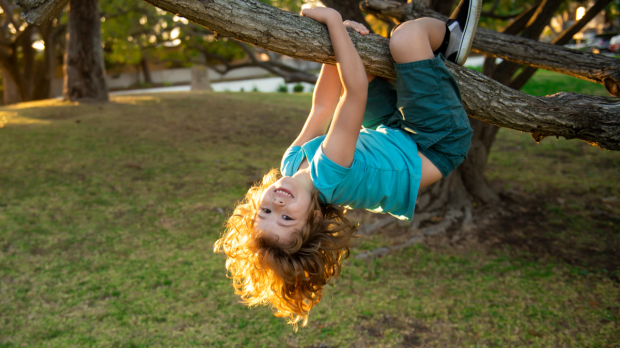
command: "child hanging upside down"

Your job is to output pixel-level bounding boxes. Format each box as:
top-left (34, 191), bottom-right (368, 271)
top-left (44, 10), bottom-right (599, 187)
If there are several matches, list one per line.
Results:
top-left (215, 0), bottom-right (482, 329)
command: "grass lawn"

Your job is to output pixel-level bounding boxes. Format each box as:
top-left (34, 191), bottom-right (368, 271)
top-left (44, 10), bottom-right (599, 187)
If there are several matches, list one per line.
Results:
top-left (0, 70), bottom-right (618, 347)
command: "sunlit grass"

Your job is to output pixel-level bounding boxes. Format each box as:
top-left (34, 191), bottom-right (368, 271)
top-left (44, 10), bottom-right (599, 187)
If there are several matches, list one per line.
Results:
top-left (0, 89), bottom-right (618, 347)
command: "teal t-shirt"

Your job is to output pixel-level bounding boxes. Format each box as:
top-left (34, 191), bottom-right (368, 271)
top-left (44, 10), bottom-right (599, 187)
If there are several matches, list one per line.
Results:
top-left (280, 125), bottom-right (422, 221)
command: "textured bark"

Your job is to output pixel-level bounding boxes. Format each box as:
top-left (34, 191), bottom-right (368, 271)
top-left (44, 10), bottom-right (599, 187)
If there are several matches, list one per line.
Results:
top-left (136, 0), bottom-right (619, 150)
top-left (16, 0), bottom-right (69, 26)
top-left (454, 66), bottom-right (619, 150)
top-left (362, 0), bottom-right (620, 96)
top-left (63, 0), bottom-right (108, 102)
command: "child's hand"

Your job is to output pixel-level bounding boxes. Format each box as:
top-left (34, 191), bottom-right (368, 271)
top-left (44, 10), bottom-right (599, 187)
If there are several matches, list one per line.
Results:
top-left (301, 7), bottom-right (341, 24)
top-left (343, 20), bottom-right (370, 36)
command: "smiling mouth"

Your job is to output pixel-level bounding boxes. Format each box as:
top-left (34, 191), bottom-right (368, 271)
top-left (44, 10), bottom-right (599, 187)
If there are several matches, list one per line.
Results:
top-left (275, 188), bottom-right (294, 198)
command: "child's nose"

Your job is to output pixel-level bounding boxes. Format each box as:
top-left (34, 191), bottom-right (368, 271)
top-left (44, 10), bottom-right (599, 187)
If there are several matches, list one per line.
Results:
top-left (272, 198), bottom-right (284, 205)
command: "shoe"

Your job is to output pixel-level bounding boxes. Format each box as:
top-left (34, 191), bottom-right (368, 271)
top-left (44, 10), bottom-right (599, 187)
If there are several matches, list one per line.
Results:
top-left (444, 0), bottom-right (482, 65)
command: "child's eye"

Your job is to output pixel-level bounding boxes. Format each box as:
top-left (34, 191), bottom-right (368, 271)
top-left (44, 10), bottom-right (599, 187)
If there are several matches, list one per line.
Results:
top-left (262, 208), bottom-right (271, 214)
top-left (282, 215), bottom-right (292, 221)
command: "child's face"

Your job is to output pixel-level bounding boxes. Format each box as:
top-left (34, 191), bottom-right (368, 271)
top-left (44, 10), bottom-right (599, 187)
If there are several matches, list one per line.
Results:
top-left (255, 176), bottom-right (314, 245)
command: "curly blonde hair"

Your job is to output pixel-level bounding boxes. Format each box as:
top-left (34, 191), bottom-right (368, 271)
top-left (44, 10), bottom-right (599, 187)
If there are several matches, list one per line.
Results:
top-left (214, 169), bottom-right (357, 329)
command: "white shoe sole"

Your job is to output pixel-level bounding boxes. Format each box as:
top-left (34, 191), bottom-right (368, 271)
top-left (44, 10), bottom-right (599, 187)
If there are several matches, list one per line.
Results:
top-left (455, 0), bottom-right (482, 65)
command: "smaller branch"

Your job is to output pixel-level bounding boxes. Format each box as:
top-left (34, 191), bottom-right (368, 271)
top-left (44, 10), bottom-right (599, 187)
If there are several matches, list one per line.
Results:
top-left (501, 0), bottom-right (542, 35)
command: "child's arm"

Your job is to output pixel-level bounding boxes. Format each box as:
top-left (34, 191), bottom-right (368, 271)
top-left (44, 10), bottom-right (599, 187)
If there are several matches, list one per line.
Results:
top-left (301, 8), bottom-right (368, 168)
top-left (291, 64), bottom-right (342, 147)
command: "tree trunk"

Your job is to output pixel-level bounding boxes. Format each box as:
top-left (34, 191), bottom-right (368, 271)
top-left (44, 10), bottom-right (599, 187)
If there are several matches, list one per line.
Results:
top-left (140, 57), bottom-right (153, 85)
top-left (34, 27), bottom-right (56, 99)
top-left (1, 65), bottom-right (22, 105)
top-left (63, 0), bottom-right (108, 102)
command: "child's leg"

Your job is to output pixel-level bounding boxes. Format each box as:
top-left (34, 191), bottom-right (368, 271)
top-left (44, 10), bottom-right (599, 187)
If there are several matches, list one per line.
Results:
top-left (384, 11), bottom-right (479, 184)
top-left (389, 18), bottom-right (447, 64)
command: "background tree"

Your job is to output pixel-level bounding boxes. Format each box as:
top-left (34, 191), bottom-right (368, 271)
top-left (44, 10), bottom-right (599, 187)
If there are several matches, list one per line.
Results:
top-left (63, 0), bottom-right (108, 102)
top-left (96, 0), bottom-right (317, 87)
top-left (0, 0), bottom-right (64, 104)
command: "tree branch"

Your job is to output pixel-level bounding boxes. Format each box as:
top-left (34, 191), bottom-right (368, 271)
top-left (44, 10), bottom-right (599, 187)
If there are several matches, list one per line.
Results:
top-left (130, 0), bottom-right (620, 150)
top-left (16, 0), bottom-right (69, 26)
top-left (362, 0), bottom-right (620, 96)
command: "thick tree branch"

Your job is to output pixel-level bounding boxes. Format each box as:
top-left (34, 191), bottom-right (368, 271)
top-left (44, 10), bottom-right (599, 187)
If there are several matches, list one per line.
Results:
top-left (131, 0), bottom-right (619, 150)
top-left (15, 0), bottom-right (69, 26)
top-left (362, 0), bottom-right (620, 97)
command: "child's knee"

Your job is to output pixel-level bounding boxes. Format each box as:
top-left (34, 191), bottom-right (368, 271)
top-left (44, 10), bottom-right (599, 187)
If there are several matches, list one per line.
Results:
top-left (389, 21), bottom-right (426, 56)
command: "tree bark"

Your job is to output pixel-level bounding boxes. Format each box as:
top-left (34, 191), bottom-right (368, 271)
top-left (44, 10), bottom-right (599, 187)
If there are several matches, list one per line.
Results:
top-left (63, 0), bottom-right (108, 102)
top-left (361, 0), bottom-right (620, 96)
top-left (16, 0), bottom-right (69, 26)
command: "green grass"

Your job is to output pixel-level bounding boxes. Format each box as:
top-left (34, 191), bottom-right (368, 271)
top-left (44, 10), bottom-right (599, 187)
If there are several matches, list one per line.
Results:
top-left (0, 73), bottom-right (618, 347)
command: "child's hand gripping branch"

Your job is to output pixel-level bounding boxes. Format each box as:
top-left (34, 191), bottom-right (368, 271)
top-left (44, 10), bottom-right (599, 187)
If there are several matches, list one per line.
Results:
top-left (215, 0), bottom-right (483, 330)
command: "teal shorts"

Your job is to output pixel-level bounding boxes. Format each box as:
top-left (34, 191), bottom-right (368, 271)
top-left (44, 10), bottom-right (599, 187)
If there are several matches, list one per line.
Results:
top-left (362, 54), bottom-right (473, 178)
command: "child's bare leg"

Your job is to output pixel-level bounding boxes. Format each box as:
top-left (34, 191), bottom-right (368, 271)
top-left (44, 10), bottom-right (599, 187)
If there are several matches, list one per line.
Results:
top-left (389, 18), bottom-right (446, 64)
